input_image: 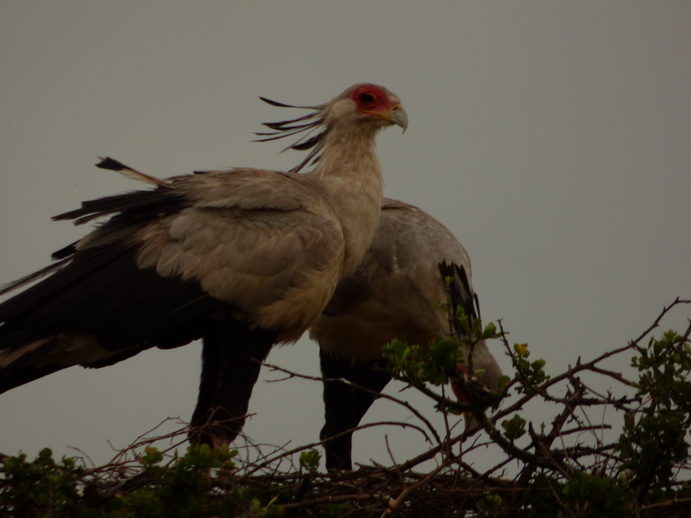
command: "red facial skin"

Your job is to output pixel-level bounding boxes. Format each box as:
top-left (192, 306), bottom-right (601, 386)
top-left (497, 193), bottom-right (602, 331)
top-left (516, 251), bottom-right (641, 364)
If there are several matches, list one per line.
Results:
top-left (348, 84), bottom-right (400, 114)
top-left (451, 364), bottom-right (470, 403)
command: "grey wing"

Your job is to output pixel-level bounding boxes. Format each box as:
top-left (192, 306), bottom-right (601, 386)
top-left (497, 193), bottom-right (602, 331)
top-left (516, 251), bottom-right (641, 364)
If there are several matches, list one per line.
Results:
top-left (312, 198), bottom-right (472, 363)
top-left (135, 169), bottom-right (345, 340)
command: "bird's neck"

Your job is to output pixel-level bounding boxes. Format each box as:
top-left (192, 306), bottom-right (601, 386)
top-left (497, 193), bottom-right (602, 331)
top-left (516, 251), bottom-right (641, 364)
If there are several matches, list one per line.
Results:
top-left (313, 125), bottom-right (384, 276)
top-left (313, 124), bottom-right (381, 176)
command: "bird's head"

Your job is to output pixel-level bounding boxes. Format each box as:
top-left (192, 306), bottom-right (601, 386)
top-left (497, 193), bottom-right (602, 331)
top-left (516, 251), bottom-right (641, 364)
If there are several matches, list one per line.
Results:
top-left (255, 83), bottom-right (407, 172)
top-left (326, 83), bottom-right (408, 133)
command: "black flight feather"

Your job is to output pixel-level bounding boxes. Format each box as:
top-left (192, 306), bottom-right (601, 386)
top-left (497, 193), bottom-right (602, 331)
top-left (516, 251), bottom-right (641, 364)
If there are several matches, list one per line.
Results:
top-left (438, 261), bottom-right (480, 338)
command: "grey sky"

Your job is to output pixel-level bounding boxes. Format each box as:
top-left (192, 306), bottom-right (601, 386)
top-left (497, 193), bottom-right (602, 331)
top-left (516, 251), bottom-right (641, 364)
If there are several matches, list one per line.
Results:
top-left (1, 1), bottom-right (689, 469)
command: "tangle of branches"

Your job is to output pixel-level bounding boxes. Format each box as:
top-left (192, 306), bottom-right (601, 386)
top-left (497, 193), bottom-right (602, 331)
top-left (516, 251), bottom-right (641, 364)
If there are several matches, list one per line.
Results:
top-left (1, 299), bottom-right (690, 517)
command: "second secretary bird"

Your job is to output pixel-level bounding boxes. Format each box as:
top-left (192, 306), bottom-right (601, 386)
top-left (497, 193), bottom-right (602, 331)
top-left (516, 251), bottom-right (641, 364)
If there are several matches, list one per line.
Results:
top-left (0, 83), bottom-right (407, 447)
top-left (312, 199), bottom-right (503, 470)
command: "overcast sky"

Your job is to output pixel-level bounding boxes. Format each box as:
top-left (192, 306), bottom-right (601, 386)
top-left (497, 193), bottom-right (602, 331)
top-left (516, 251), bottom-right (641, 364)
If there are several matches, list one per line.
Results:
top-left (1, 1), bottom-right (690, 470)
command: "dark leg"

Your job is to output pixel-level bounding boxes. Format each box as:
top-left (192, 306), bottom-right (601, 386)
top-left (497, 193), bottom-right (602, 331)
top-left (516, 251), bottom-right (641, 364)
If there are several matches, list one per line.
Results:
top-left (189, 321), bottom-right (276, 448)
top-left (320, 350), bottom-right (391, 470)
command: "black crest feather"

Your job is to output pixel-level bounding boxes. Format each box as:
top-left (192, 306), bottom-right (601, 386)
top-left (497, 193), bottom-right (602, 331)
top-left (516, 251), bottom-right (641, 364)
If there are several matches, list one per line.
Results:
top-left (254, 97), bottom-right (328, 173)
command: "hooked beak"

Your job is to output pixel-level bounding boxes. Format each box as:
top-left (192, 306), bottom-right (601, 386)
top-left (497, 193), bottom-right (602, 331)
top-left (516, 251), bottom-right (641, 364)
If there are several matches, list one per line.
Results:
top-left (364, 105), bottom-right (408, 134)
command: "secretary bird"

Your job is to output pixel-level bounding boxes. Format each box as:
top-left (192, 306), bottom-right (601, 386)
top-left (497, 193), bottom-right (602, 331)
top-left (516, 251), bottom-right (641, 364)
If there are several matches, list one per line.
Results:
top-left (0, 83), bottom-right (407, 447)
top-left (311, 199), bottom-right (503, 470)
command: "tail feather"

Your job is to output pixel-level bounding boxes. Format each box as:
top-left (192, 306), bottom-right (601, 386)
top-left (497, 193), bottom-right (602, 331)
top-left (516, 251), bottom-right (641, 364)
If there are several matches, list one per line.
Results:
top-left (0, 334), bottom-right (138, 394)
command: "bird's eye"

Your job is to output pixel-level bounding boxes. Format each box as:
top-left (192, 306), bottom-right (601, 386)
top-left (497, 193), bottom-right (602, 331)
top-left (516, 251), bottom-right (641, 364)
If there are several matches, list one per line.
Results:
top-left (359, 92), bottom-right (376, 104)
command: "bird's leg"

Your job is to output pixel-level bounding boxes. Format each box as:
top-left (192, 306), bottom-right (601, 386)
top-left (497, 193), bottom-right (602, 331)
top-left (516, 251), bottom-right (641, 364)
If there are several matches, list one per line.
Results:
top-left (319, 350), bottom-right (391, 470)
top-left (189, 322), bottom-right (276, 448)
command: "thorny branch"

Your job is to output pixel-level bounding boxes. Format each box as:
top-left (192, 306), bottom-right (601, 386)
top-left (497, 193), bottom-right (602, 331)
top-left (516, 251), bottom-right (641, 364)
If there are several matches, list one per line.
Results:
top-left (2, 299), bottom-right (689, 516)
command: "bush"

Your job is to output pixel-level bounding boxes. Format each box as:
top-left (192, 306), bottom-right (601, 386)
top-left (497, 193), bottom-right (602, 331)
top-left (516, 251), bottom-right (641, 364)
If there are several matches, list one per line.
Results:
top-left (2, 299), bottom-right (690, 517)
